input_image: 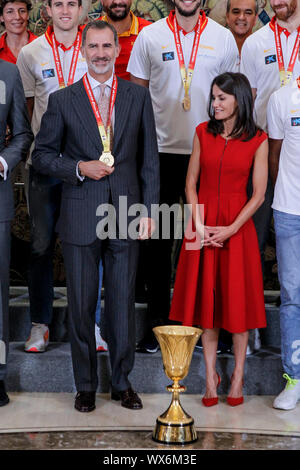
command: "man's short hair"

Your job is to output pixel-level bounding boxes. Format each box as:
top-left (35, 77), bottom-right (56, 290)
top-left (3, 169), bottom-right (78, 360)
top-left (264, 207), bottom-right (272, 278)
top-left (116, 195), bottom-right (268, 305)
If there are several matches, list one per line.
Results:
top-left (226, 0), bottom-right (259, 15)
top-left (0, 0), bottom-right (32, 15)
top-left (48, 0), bottom-right (82, 7)
top-left (82, 20), bottom-right (119, 47)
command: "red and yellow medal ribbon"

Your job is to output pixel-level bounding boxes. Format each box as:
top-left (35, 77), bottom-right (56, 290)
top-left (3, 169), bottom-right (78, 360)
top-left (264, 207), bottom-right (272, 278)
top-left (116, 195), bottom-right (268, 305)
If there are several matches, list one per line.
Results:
top-left (271, 19), bottom-right (300, 87)
top-left (168, 11), bottom-right (207, 102)
top-left (51, 30), bottom-right (82, 89)
top-left (83, 73), bottom-right (117, 153)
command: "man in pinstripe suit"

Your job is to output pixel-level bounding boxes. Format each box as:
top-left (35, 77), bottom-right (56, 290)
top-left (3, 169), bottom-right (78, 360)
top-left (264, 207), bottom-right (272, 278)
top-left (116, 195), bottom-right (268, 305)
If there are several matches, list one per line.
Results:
top-left (32, 21), bottom-right (159, 412)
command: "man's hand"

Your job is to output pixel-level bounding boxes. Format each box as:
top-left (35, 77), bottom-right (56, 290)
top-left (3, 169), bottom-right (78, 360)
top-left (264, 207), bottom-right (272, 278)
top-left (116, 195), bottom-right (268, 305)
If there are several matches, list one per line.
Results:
top-left (0, 161), bottom-right (4, 173)
top-left (79, 160), bottom-right (114, 180)
top-left (138, 217), bottom-right (156, 240)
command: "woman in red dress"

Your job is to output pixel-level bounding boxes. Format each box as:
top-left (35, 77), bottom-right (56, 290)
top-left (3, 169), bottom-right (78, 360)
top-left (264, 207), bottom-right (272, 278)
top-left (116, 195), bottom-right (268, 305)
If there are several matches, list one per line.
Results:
top-left (169, 72), bottom-right (268, 407)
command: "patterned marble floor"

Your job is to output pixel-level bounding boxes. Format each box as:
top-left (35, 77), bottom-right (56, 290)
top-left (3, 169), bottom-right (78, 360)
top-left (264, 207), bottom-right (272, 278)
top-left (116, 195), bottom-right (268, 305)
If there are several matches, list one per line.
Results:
top-left (1, 430), bottom-right (300, 450)
top-left (2, 392), bottom-right (300, 436)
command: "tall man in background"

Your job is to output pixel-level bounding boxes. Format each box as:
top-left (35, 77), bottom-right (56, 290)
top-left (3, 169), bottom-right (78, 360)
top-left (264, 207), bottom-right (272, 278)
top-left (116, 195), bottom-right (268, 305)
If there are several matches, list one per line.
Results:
top-left (267, 78), bottom-right (300, 410)
top-left (128, 0), bottom-right (239, 353)
top-left (240, 0), bottom-right (300, 332)
top-left (17, 0), bottom-right (87, 353)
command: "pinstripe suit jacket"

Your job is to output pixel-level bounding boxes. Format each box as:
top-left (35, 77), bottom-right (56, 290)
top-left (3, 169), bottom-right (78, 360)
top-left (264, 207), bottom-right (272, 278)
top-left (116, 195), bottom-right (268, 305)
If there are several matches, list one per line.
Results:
top-left (0, 60), bottom-right (33, 222)
top-left (32, 76), bottom-right (160, 245)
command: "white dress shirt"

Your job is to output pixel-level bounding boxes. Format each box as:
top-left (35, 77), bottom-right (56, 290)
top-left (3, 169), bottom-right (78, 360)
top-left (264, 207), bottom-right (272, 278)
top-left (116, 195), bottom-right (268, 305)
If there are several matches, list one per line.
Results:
top-left (0, 156), bottom-right (8, 180)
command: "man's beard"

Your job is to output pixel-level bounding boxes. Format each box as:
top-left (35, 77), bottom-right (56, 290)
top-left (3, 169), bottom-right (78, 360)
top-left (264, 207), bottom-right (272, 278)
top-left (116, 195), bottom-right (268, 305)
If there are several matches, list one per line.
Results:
top-left (173, 0), bottom-right (202, 17)
top-left (89, 58), bottom-right (113, 75)
top-left (104, 3), bottom-right (131, 21)
top-left (272, 0), bottom-right (297, 21)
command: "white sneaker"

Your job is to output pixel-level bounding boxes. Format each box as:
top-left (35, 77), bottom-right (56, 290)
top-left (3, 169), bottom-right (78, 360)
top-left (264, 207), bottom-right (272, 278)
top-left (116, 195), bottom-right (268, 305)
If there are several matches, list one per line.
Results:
top-left (273, 374), bottom-right (300, 410)
top-left (24, 323), bottom-right (49, 352)
top-left (95, 324), bottom-right (107, 352)
top-left (246, 329), bottom-right (261, 355)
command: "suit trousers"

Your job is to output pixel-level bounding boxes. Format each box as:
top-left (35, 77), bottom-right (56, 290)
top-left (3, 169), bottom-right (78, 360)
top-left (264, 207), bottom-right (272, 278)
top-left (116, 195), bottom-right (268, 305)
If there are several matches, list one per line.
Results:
top-left (27, 167), bottom-right (62, 325)
top-left (0, 222), bottom-right (11, 380)
top-left (62, 236), bottom-right (139, 392)
top-left (247, 173), bottom-right (274, 274)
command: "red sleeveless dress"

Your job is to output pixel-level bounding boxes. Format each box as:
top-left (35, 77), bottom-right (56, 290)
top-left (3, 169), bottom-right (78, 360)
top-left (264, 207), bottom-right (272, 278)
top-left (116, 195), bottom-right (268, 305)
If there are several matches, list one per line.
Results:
top-left (169, 122), bottom-right (267, 333)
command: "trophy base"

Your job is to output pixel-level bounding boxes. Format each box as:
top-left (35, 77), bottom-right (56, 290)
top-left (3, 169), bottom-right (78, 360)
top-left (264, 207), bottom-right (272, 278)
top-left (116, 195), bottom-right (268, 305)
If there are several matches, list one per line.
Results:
top-left (152, 419), bottom-right (198, 445)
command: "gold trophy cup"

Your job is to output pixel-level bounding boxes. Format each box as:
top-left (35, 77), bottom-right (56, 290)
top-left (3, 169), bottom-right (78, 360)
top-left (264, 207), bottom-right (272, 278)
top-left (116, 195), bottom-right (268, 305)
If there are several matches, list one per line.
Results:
top-left (152, 325), bottom-right (202, 445)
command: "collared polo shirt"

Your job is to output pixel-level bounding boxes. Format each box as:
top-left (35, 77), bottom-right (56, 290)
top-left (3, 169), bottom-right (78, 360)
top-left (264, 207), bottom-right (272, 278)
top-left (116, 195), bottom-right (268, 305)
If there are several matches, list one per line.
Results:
top-left (127, 10), bottom-right (238, 155)
top-left (0, 30), bottom-right (37, 64)
top-left (17, 25), bottom-right (87, 162)
top-left (241, 17), bottom-right (300, 131)
top-left (100, 11), bottom-right (151, 80)
top-left (267, 80), bottom-right (300, 216)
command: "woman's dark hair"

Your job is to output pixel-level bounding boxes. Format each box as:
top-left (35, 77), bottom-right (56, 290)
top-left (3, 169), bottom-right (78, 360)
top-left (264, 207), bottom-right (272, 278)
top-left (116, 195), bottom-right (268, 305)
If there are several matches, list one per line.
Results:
top-left (207, 72), bottom-right (260, 141)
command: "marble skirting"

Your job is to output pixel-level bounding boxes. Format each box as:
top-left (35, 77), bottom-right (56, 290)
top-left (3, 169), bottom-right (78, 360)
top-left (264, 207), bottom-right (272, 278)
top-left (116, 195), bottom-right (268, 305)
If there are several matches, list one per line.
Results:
top-left (0, 393), bottom-right (300, 437)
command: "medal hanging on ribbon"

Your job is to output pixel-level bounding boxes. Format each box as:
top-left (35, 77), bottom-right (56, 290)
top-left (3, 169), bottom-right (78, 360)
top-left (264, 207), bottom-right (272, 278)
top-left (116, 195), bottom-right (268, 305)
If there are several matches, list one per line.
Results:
top-left (173, 15), bottom-right (204, 112)
top-left (274, 21), bottom-right (300, 87)
top-left (51, 31), bottom-right (82, 89)
top-left (83, 73), bottom-right (117, 167)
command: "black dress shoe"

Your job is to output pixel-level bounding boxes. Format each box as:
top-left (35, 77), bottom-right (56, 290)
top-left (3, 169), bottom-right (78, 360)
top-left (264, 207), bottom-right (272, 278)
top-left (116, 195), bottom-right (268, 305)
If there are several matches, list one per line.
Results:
top-left (0, 380), bottom-right (9, 407)
top-left (74, 391), bottom-right (96, 412)
top-left (111, 387), bottom-right (143, 410)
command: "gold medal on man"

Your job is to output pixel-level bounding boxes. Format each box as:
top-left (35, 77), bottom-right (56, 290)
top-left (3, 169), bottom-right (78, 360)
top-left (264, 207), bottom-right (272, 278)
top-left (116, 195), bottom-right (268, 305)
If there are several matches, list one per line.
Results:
top-left (182, 95), bottom-right (191, 111)
top-left (99, 151), bottom-right (114, 167)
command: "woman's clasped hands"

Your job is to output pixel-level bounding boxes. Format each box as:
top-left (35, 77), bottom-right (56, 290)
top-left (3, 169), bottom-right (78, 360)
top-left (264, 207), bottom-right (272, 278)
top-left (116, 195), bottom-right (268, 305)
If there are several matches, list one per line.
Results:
top-left (202, 225), bottom-right (237, 248)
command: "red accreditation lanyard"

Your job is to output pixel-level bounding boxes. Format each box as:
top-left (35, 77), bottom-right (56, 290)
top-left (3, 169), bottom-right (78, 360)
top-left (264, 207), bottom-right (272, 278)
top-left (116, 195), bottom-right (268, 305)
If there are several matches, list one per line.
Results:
top-left (51, 31), bottom-right (81, 89)
top-left (273, 20), bottom-right (300, 87)
top-left (297, 76), bottom-right (300, 89)
top-left (83, 73), bottom-right (117, 153)
top-left (172, 14), bottom-right (206, 109)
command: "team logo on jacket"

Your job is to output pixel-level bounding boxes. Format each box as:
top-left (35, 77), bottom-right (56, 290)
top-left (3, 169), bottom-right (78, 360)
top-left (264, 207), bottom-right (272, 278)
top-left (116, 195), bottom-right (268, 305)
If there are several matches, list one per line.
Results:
top-left (42, 68), bottom-right (55, 79)
top-left (162, 51), bottom-right (175, 61)
top-left (265, 54), bottom-right (277, 65)
top-left (291, 117), bottom-right (300, 126)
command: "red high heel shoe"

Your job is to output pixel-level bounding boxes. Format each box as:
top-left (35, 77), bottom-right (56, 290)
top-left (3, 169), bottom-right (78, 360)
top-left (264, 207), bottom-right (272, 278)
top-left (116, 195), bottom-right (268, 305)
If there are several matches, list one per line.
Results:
top-left (202, 373), bottom-right (221, 407)
top-left (227, 375), bottom-right (244, 407)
